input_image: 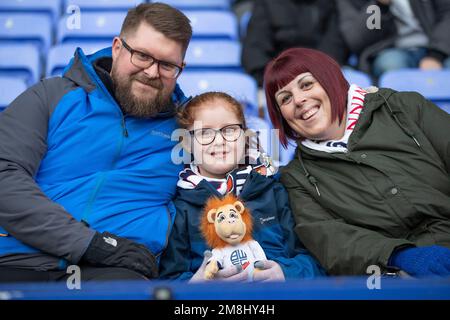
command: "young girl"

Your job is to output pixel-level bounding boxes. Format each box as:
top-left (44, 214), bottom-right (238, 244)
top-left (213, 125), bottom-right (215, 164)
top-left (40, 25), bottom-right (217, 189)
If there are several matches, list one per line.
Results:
top-left (159, 92), bottom-right (325, 281)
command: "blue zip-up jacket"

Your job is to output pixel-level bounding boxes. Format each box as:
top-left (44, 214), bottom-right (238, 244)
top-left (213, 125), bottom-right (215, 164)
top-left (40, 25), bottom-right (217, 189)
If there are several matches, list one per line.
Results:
top-left (0, 47), bottom-right (186, 270)
top-left (159, 170), bottom-right (326, 280)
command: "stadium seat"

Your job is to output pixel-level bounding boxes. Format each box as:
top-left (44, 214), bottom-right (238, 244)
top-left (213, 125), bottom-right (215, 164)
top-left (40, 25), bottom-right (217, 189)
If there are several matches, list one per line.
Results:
top-left (47, 42), bottom-right (112, 76)
top-left (0, 43), bottom-right (41, 86)
top-left (0, 13), bottom-right (52, 55)
top-left (185, 39), bottom-right (241, 71)
top-left (177, 71), bottom-right (258, 107)
top-left (64, 0), bottom-right (144, 12)
top-left (246, 115), bottom-right (274, 158)
top-left (239, 9), bottom-right (252, 39)
top-left (184, 10), bottom-right (238, 40)
top-left (342, 68), bottom-right (373, 88)
top-left (0, 76), bottom-right (27, 112)
top-left (158, 0), bottom-right (230, 10)
top-left (57, 11), bottom-right (126, 44)
top-left (379, 69), bottom-right (450, 113)
top-left (279, 141), bottom-right (297, 167)
top-left (0, 0), bottom-right (61, 24)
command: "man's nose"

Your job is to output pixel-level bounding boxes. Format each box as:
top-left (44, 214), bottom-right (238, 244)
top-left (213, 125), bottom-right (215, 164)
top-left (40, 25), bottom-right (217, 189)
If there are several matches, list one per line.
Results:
top-left (142, 62), bottom-right (160, 78)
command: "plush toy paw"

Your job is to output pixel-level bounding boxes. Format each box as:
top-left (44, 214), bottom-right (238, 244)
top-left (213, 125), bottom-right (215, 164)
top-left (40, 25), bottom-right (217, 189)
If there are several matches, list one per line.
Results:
top-left (204, 261), bottom-right (219, 280)
top-left (204, 270), bottom-right (215, 280)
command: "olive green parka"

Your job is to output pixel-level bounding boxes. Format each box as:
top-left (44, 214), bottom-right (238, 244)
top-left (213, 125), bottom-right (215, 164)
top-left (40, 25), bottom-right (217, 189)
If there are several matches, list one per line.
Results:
top-left (281, 88), bottom-right (450, 275)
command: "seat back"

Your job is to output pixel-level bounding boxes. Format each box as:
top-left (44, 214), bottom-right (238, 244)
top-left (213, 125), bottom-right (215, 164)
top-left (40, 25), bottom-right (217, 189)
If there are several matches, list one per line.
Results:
top-left (47, 42), bottom-right (112, 76)
top-left (184, 10), bottom-right (238, 40)
top-left (0, 43), bottom-right (41, 86)
top-left (379, 69), bottom-right (450, 113)
top-left (0, 13), bottom-right (52, 55)
top-left (0, 76), bottom-right (27, 111)
top-left (185, 39), bottom-right (241, 71)
top-left (57, 11), bottom-right (125, 44)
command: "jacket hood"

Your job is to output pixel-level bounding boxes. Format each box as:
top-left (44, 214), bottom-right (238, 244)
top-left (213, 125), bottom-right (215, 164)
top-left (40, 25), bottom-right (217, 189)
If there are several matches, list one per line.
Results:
top-left (62, 47), bottom-right (189, 117)
top-left (176, 170), bottom-right (276, 207)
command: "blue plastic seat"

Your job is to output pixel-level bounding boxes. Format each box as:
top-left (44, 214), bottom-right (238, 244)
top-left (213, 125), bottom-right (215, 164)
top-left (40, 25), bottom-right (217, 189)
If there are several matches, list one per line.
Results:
top-left (279, 141), bottom-right (297, 167)
top-left (379, 69), bottom-right (450, 113)
top-left (158, 0), bottom-right (230, 10)
top-left (64, 0), bottom-right (144, 12)
top-left (0, 0), bottom-right (60, 24)
top-left (342, 68), bottom-right (373, 88)
top-left (178, 71), bottom-right (258, 107)
top-left (246, 115), bottom-right (273, 157)
top-left (0, 43), bottom-right (41, 86)
top-left (184, 10), bottom-right (238, 40)
top-left (57, 11), bottom-right (126, 44)
top-left (0, 13), bottom-right (52, 55)
top-left (185, 39), bottom-right (241, 71)
top-left (239, 9), bottom-right (252, 39)
top-left (47, 42), bottom-right (112, 76)
top-left (0, 76), bottom-right (27, 111)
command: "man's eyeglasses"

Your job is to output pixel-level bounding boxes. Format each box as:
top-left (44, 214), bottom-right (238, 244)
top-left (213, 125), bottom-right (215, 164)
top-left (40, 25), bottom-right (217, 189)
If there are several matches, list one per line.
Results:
top-left (190, 124), bottom-right (244, 145)
top-left (120, 38), bottom-right (183, 78)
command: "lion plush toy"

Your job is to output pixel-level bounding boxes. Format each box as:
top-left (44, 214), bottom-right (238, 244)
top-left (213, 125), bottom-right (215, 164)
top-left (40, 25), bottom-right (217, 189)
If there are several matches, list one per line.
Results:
top-left (200, 194), bottom-right (267, 280)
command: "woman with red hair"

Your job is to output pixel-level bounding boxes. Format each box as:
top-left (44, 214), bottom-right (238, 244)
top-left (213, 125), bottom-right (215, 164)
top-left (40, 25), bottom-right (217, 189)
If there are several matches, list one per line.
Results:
top-left (264, 47), bottom-right (450, 277)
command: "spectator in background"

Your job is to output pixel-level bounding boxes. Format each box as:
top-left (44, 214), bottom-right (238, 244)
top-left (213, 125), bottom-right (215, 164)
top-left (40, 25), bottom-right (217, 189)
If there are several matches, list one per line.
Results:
top-left (241, 0), bottom-right (349, 89)
top-left (0, 3), bottom-right (191, 282)
top-left (337, 0), bottom-right (450, 78)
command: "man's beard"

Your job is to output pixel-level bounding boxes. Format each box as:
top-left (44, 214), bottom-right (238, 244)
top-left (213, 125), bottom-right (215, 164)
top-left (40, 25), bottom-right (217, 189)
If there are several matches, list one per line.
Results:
top-left (111, 68), bottom-right (173, 118)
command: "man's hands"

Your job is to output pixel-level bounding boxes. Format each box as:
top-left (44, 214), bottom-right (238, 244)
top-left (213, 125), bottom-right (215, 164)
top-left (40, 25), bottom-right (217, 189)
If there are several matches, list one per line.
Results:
top-left (81, 231), bottom-right (158, 279)
top-left (419, 56), bottom-right (443, 70)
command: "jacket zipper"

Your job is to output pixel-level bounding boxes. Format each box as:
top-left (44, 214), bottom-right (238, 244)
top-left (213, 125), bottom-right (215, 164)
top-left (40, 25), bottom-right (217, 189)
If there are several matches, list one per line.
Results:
top-left (121, 114), bottom-right (128, 137)
top-left (77, 51), bottom-right (130, 225)
top-left (155, 205), bottom-right (173, 258)
top-left (81, 115), bottom-right (128, 226)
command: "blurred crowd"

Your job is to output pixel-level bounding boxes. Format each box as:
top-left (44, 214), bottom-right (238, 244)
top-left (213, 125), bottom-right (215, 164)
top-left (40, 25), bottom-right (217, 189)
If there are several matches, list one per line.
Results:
top-left (236, 0), bottom-right (450, 87)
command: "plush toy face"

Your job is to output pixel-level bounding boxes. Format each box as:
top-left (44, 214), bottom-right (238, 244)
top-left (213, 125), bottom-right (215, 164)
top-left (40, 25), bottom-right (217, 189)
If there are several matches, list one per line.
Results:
top-left (207, 201), bottom-right (246, 246)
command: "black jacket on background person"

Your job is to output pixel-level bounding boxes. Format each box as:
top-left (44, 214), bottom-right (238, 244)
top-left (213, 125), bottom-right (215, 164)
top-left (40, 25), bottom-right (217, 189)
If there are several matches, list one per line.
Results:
top-left (337, 0), bottom-right (450, 74)
top-left (241, 0), bottom-right (349, 87)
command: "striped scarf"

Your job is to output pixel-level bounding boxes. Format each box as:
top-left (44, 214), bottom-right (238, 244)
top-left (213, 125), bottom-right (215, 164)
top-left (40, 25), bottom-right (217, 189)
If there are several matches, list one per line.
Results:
top-left (177, 153), bottom-right (277, 196)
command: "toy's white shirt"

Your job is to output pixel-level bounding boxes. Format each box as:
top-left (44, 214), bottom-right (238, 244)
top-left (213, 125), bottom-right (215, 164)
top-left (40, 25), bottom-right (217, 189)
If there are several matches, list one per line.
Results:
top-left (210, 240), bottom-right (267, 273)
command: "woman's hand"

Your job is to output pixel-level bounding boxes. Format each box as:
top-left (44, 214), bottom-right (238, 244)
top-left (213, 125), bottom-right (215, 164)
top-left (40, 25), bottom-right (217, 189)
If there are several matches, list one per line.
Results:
top-left (390, 245), bottom-right (450, 277)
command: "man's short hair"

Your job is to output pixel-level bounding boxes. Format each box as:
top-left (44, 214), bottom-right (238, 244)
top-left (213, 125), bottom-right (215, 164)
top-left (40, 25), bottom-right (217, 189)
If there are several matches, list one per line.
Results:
top-left (120, 2), bottom-right (192, 54)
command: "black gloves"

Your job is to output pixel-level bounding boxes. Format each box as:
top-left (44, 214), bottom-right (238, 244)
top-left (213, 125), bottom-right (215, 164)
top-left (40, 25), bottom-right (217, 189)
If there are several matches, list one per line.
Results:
top-left (81, 231), bottom-right (158, 279)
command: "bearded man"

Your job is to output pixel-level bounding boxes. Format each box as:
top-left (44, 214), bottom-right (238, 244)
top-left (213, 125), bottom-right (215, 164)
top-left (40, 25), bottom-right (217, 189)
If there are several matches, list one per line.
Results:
top-left (0, 3), bottom-right (192, 282)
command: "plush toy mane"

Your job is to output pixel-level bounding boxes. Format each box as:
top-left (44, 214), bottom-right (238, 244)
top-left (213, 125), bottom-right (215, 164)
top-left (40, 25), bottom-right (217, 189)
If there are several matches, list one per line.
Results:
top-left (201, 194), bottom-right (254, 249)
